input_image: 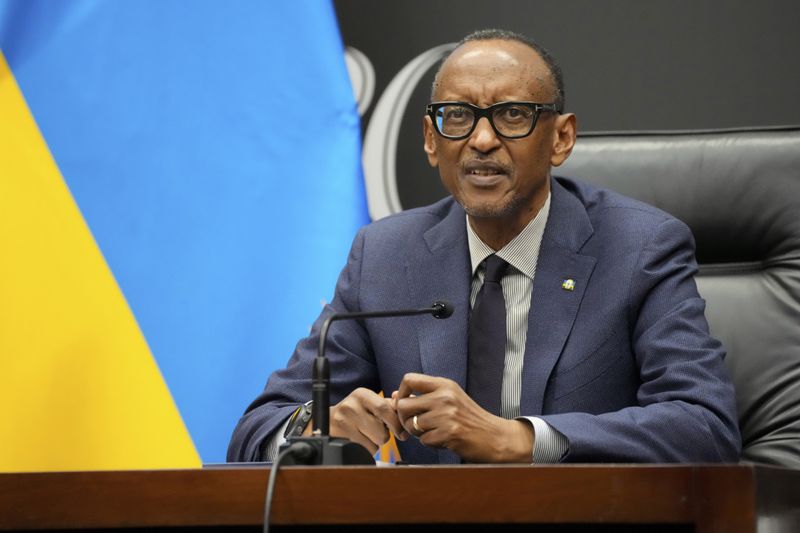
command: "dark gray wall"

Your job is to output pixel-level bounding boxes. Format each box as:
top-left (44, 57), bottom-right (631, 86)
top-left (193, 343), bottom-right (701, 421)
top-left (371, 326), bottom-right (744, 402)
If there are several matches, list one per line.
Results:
top-left (334, 0), bottom-right (800, 210)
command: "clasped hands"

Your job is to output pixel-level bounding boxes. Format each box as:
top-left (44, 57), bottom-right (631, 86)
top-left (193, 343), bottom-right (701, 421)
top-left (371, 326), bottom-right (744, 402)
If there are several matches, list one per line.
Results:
top-left (304, 373), bottom-right (533, 463)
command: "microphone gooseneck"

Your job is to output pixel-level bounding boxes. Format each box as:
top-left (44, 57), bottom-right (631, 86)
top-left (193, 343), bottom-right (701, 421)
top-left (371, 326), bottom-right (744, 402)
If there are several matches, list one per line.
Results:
top-left (279, 300), bottom-right (453, 466)
top-left (312, 301), bottom-right (453, 436)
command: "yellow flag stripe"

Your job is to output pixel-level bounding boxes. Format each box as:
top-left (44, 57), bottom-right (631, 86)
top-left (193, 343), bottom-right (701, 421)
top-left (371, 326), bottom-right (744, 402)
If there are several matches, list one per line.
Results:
top-left (0, 51), bottom-right (200, 472)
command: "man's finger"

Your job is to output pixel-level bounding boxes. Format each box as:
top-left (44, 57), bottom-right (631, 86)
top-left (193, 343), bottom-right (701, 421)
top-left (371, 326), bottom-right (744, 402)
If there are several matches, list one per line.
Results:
top-left (395, 394), bottom-right (437, 423)
top-left (418, 426), bottom-right (448, 449)
top-left (357, 416), bottom-right (390, 448)
top-left (331, 388), bottom-right (390, 445)
top-left (344, 388), bottom-right (408, 442)
top-left (349, 427), bottom-right (379, 455)
top-left (395, 373), bottom-right (446, 401)
top-left (367, 397), bottom-right (409, 441)
top-left (408, 412), bottom-right (434, 439)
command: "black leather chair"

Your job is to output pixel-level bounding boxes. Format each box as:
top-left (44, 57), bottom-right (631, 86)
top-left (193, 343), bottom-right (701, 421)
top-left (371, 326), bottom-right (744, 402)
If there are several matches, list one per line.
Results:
top-left (558, 127), bottom-right (800, 467)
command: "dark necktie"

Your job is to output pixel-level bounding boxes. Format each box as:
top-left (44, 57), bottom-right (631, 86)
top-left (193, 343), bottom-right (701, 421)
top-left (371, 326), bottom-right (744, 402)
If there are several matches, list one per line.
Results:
top-left (467, 254), bottom-right (509, 416)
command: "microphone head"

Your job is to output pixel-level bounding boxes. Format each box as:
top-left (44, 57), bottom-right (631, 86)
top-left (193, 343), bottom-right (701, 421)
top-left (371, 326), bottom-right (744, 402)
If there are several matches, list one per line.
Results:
top-left (431, 301), bottom-right (454, 319)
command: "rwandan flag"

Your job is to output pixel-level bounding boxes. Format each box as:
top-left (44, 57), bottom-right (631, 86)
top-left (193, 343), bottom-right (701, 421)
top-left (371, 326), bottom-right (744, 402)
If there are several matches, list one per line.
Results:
top-left (0, 0), bottom-right (368, 470)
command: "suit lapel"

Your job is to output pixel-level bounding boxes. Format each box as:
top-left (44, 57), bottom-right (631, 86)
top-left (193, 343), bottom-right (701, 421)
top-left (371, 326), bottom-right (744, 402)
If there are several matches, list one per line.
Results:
top-left (406, 201), bottom-right (472, 389)
top-left (405, 202), bottom-right (472, 465)
top-left (520, 179), bottom-right (597, 415)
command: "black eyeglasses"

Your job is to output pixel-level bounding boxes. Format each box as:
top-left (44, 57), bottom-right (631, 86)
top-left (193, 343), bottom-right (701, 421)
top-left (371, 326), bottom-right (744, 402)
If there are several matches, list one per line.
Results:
top-left (426, 101), bottom-right (559, 140)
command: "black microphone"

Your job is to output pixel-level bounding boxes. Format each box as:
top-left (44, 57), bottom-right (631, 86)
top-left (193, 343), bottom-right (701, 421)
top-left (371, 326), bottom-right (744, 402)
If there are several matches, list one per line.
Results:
top-left (280, 301), bottom-right (453, 465)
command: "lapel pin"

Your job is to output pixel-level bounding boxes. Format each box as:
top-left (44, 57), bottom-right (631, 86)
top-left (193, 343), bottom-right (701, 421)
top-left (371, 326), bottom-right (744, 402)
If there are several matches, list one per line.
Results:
top-left (561, 279), bottom-right (575, 291)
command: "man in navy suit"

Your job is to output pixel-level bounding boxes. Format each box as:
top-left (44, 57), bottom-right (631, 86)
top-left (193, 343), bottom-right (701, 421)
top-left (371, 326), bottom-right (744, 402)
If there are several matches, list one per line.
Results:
top-left (228, 30), bottom-right (740, 464)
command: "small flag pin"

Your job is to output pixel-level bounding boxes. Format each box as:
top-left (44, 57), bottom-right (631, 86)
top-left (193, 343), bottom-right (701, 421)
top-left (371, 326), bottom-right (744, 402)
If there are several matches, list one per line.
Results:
top-left (561, 279), bottom-right (575, 291)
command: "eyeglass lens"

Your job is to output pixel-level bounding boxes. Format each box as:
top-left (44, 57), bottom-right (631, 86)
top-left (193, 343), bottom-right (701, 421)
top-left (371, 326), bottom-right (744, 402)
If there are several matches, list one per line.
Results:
top-left (434, 104), bottom-right (535, 138)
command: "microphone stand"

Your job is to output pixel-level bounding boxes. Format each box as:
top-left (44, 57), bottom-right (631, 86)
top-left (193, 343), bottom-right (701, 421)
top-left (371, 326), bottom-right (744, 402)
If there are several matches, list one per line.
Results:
top-left (279, 301), bottom-right (453, 465)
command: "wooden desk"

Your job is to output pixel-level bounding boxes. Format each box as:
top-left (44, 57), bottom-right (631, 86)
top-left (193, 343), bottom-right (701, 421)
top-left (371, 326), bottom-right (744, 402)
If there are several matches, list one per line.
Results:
top-left (1, 464), bottom-right (798, 531)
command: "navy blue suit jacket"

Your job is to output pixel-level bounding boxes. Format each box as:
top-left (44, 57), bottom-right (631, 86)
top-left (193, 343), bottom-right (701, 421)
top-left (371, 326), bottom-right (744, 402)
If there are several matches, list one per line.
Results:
top-left (228, 177), bottom-right (741, 464)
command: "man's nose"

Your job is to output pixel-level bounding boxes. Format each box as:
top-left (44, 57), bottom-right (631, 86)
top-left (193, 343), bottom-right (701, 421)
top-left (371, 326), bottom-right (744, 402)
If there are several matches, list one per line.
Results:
top-left (467, 117), bottom-right (502, 152)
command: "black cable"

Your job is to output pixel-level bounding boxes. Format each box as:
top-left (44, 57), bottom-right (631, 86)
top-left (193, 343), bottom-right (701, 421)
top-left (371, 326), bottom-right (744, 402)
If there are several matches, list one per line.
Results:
top-left (263, 442), bottom-right (316, 533)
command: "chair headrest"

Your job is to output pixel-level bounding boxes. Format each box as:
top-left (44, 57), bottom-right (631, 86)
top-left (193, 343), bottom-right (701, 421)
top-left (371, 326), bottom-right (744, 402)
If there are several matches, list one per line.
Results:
top-left (558, 127), bottom-right (800, 267)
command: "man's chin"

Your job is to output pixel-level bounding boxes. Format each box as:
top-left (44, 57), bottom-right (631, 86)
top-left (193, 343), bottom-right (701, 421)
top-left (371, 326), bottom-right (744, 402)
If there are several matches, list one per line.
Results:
top-left (462, 201), bottom-right (514, 219)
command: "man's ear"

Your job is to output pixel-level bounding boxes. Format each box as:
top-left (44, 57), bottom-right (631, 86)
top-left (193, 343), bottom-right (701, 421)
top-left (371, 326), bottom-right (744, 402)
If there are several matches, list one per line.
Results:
top-left (550, 113), bottom-right (577, 167)
top-left (423, 116), bottom-right (439, 168)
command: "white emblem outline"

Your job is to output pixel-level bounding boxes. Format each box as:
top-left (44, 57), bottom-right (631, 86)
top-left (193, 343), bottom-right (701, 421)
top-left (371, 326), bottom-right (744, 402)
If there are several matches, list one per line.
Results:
top-left (361, 43), bottom-right (456, 220)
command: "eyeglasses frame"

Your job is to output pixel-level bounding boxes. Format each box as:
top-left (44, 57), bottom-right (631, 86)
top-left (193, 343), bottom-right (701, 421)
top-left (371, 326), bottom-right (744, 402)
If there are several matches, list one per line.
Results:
top-left (426, 101), bottom-right (560, 140)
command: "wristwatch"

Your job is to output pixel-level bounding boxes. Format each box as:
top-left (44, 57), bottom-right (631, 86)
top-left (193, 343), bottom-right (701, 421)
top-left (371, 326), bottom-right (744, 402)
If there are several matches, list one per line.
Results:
top-left (283, 401), bottom-right (313, 438)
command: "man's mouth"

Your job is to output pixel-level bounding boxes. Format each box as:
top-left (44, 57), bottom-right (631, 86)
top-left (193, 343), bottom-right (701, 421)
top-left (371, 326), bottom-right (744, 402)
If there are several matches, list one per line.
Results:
top-left (462, 161), bottom-right (509, 183)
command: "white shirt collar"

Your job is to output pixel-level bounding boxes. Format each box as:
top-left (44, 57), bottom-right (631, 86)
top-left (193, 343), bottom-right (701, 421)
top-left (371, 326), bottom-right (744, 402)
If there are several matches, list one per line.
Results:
top-left (466, 192), bottom-right (551, 279)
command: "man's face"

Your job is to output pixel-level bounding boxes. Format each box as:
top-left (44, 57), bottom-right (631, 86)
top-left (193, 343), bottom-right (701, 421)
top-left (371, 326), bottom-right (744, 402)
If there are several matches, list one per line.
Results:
top-left (423, 39), bottom-right (575, 232)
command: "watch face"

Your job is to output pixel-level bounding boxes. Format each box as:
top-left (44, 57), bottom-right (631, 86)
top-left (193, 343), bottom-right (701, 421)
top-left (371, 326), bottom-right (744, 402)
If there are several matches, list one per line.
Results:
top-left (284, 404), bottom-right (314, 439)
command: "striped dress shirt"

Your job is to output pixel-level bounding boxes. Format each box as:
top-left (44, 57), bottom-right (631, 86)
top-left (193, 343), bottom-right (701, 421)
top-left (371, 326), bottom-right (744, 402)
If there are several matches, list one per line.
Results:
top-left (466, 192), bottom-right (568, 463)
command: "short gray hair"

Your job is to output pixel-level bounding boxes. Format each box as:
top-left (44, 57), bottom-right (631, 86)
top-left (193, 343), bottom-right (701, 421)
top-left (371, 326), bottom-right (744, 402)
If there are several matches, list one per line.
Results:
top-left (431, 28), bottom-right (565, 112)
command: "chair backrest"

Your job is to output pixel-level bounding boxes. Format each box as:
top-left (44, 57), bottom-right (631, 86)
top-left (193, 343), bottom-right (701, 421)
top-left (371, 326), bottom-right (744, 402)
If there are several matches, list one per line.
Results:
top-left (558, 127), bottom-right (800, 467)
